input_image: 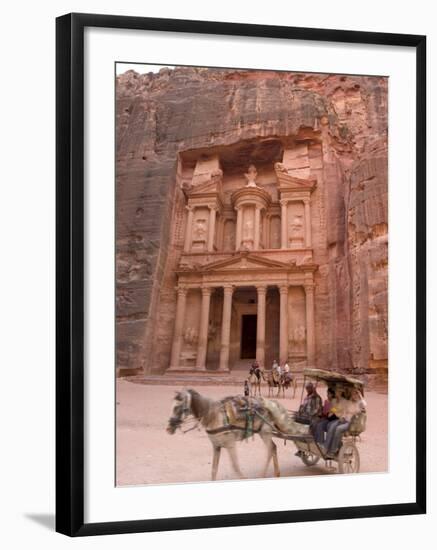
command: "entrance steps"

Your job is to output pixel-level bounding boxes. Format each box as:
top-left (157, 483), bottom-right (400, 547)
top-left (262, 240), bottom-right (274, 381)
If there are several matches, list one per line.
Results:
top-left (125, 370), bottom-right (251, 387)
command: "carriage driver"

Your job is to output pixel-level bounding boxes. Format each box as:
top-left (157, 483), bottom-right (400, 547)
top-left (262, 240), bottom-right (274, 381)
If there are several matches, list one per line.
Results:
top-left (299, 382), bottom-right (323, 420)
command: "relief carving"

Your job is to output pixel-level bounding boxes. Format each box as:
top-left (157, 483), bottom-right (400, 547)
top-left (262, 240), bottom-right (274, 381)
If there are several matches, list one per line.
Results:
top-left (291, 324), bottom-right (307, 353)
top-left (289, 214), bottom-right (304, 246)
top-left (183, 327), bottom-right (199, 346)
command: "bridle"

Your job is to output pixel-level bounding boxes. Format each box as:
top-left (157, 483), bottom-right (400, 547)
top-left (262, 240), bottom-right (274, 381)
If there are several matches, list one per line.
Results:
top-left (168, 392), bottom-right (199, 433)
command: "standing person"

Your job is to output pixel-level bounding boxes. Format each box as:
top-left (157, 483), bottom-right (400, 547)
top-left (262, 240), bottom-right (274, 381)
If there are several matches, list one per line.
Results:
top-left (243, 379), bottom-right (250, 397)
top-left (324, 388), bottom-right (367, 457)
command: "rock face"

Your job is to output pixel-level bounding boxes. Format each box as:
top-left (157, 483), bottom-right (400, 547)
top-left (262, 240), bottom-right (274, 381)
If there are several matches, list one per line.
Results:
top-left (116, 67), bottom-right (388, 383)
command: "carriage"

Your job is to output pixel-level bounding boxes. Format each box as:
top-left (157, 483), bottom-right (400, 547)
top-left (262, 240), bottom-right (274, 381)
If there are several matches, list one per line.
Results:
top-left (271, 368), bottom-right (367, 474)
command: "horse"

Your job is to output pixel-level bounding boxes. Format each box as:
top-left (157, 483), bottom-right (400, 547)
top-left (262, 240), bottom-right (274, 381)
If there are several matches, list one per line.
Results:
top-left (167, 389), bottom-right (286, 480)
top-left (264, 369), bottom-right (283, 397)
top-left (248, 364), bottom-right (264, 396)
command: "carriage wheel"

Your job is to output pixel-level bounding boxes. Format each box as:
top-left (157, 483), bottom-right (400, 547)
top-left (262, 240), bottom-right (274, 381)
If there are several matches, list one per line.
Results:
top-left (301, 452), bottom-right (320, 466)
top-left (337, 442), bottom-right (360, 474)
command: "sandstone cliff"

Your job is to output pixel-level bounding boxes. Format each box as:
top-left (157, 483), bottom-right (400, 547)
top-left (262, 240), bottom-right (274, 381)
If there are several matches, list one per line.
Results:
top-left (116, 67), bottom-right (388, 381)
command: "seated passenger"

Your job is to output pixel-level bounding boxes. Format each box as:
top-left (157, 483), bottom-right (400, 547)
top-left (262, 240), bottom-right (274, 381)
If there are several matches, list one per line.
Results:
top-left (314, 387), bottom-right (337, 445)
top-left (323, 388), bottom-right (367, 457)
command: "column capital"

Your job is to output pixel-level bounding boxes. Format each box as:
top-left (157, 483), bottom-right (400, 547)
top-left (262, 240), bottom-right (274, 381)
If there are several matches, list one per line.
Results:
top-left (256, 284), bottom-right (267, 294)
top-left (304, 283), bottom-right (315, 294)
top-left (185, 204), bottom-right (195, 212)
top-left (280, 199), bottom-right (289, 207)
top-left (278, 283), bottom-right (289, 295)
top-left (303, 197), bottom-right (311, 206)
top-left (223, 284), bottom-right (234, 294)
top-left (208, 204), bottom-right (218, 212)
top-left (176, 285), bottom-right (188, 296)
top-left (201, 286), bottom-right (213, 296)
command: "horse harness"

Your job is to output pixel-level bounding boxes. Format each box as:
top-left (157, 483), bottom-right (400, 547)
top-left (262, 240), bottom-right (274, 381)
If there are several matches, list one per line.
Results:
top-left (205, 396), bottom-right (275, 439)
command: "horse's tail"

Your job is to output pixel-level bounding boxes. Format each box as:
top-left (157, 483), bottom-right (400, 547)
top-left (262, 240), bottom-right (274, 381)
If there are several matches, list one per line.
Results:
top-left (260, 398), bottom-right (309, 435)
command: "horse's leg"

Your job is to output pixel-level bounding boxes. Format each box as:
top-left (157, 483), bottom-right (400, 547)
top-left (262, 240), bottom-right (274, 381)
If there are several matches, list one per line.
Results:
top-left (211, 446), bottom-right (221, 481)
top-left (226, 445), bottom-right (245, 479)
top-left (260, 432), bottom-right (280, 478)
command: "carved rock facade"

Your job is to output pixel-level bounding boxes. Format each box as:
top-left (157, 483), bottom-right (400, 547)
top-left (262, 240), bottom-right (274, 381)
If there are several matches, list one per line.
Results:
top-left (116, 68), bottom-right (388, 383)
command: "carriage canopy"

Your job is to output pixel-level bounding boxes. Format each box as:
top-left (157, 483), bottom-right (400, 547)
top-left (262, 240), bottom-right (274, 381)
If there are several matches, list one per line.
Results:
top-left (302, 368), bottom-right (365, 394)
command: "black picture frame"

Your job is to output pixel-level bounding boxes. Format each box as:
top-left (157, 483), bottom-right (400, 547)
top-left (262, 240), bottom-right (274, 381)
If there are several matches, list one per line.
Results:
top-left (56, 12), bottom-right (426, 537)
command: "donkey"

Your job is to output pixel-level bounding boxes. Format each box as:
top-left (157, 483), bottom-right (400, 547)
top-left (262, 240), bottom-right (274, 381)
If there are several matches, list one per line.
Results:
top-left (166, 389), bottom-right (282, 480)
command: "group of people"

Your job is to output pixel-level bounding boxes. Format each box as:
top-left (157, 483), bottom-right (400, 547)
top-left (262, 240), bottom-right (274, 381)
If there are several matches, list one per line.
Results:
top-left (271, 359), bottom-right (291, 380)
top-left (298, 382), bottom-right (367, 458)
top-left (244, 360), bottom-right (294, 396)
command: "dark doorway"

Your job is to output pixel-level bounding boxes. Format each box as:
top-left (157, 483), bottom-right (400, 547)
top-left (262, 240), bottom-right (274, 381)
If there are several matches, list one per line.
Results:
top-left (241, 315), bottom-right (257, 359)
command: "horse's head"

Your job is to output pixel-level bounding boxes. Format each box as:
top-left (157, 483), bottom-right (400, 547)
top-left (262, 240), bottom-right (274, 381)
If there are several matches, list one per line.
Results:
top-left (166, 389), bottom-right (192, 434)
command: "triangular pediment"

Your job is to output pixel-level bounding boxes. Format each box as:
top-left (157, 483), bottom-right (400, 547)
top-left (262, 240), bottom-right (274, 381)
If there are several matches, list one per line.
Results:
top-left (187, 179), bottom-right (220, 196)
top-left (201, 253), bottom-right (292, 272)
top-left (274, 163), bottom-right (317, 191)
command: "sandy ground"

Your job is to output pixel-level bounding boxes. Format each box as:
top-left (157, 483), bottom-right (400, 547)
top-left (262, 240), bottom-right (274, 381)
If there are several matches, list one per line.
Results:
top-left (116, 380), bottom-right (388, 486)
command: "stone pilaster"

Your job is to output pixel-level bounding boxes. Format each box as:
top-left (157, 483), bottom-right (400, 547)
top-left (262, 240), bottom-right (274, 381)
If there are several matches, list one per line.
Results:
top-left (305, 283), bottom-right (316, 365)
top-left (207, 206), bottom-right (217, 252)
top-left (304, 198), bottom-right (312, 248)
top-left (280, 199), bottom-right (288, 249)
top-left (279, 284), bottom-right (289, 364)
top-left (256, 285), bottom-right (267, 367)
top-left (169, 286), bottom-right (187, 368)
top-left (184, 206), bottom-right (194, 252)
top-left (235, 206), bottom-right (243, 250)
top-left (254, 206), bottom-right (261, 249)
top-left (218, 284), bottom-right (234, 371)
top-left (196, 287), bottom-right (212, 370)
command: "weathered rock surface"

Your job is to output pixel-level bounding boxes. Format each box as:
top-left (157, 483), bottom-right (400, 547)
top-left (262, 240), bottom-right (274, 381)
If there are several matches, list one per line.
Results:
top-left (116, 67), bottom-right (388, 382)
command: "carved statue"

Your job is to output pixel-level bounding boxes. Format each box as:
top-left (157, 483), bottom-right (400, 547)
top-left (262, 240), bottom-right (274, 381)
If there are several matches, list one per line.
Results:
top-left (289, 215), bottom-right (304, 247)
top-left (293, 325), bottom-right (306, 353)
top-left (243, 218), bottom-right (254, 239)
top-left (211, 168), bottom-right (223, 185)
top-left (193, 218), bottom-right (207, 241)
top-left (244, 164), bottom-right (259, 188)
top-left (208, 320), bottom-right (217, 340)
top-left (184, 327), bottom-right (198, 346)
top-left (274, 162), bottom-right (288, 173)
top-left (290, 215), bottom-right (304, 236)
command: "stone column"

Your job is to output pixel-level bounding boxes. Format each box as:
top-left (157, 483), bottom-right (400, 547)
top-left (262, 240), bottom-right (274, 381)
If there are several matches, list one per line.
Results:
top-left (184, 206), bottom-right (194, 252)
top-left (254, 206), bottom-right (261, 250)
top-left (304, 198), bottom-right (312, 248)
top-left (196, 287), bottom-right (212, 370)
top-left (169, 286), bottom-right (187, 368)
top-left (256, 285), bottom-right (267, 367)
top-left (219, 284), bottom-right (234, 371)
top-left (280, 199), bottom-right (288, 249)
top-left (207, 206), bottom-right (217, 252)
top-left (305, 283), bottom-right (316, 365)
top-left (235, 206), bottom-right (243, 250)
top-left (279, 284), bottom-right (289, 364)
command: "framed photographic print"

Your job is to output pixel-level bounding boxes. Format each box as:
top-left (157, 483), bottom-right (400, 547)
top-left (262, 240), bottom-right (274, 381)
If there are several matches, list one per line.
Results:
top-left (56, 12), bottom-right (426, 536)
